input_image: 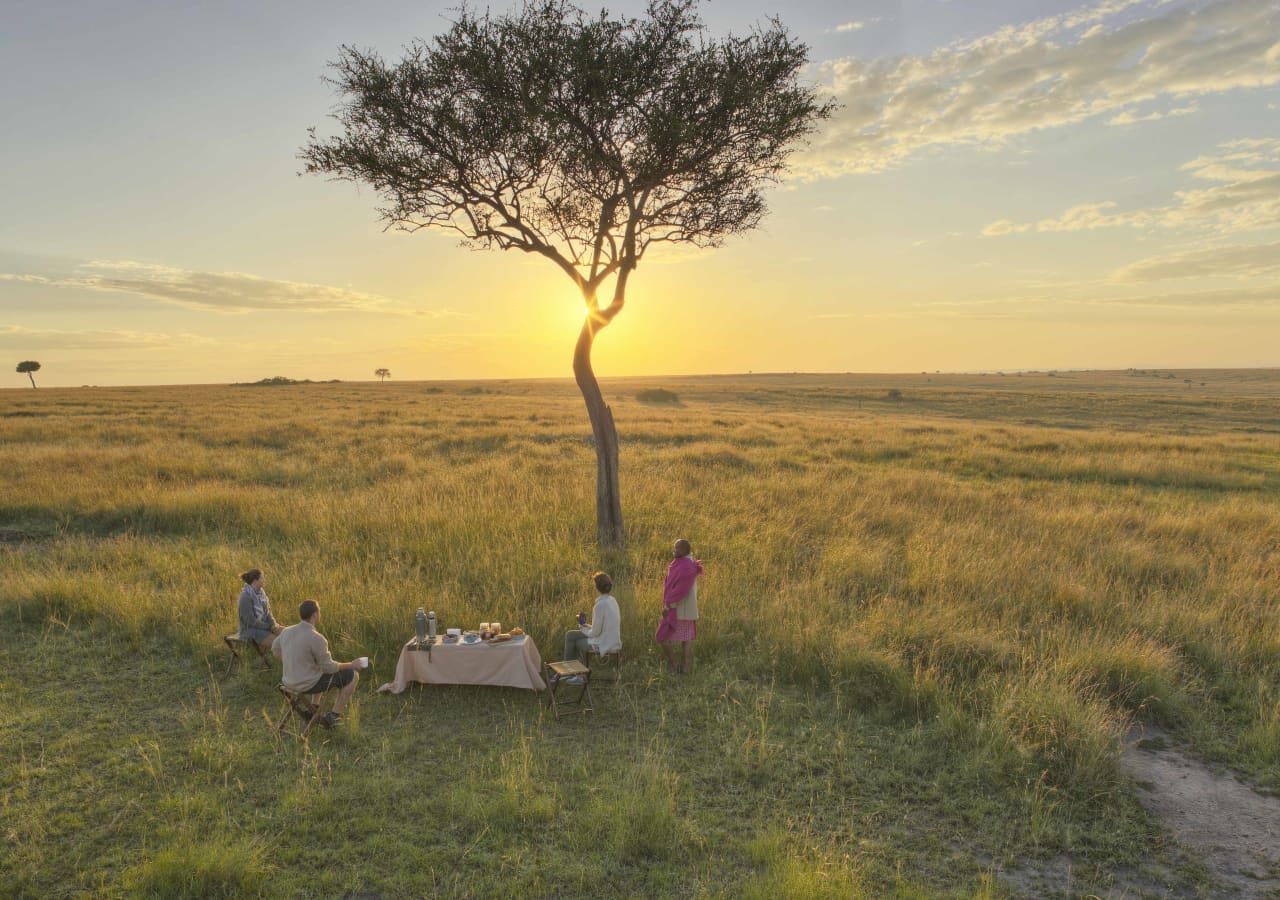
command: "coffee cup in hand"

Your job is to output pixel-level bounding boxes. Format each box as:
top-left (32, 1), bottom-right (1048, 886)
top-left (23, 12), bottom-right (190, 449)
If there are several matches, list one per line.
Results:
top-left (354, 656), bottom-right (369, 669)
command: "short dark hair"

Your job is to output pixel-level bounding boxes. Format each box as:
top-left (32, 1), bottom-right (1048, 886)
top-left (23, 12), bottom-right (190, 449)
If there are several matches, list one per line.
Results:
top-left (298, 599), bottom-right (319, 621)
top-left (593, 571), bottom-right (613, 594)
top-left (241, 568), bottom-right (262, 585)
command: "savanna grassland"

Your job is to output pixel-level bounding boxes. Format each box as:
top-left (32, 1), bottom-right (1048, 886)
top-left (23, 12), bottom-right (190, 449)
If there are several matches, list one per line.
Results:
top-left (2, 370), bottom-right (1279, 898)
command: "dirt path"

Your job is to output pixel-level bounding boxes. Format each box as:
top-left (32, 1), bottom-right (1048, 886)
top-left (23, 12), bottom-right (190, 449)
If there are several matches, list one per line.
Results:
top-left (1122, 725), bottom-right (1280, 898)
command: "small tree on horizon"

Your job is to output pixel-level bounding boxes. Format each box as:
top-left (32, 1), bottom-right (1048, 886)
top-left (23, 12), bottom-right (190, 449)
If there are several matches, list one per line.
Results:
top-left (16, 360), bottom-right (40, 389)
top-left (302, 0), bottom-right (832, 547)
top-left (375, 368), bottom-right (391, 382)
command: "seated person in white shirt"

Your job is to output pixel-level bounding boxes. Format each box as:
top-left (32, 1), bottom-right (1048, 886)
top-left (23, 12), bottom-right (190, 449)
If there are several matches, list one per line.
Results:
top-left (563, 571), bottom-right (622, 664)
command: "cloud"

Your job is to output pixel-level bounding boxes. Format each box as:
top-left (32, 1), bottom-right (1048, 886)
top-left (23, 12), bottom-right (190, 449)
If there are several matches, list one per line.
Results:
top-left (0, 324), bottom-right (218, 351)
top-left (798, 0), bottom-right (1280, 178)
top-left (1092, 284), bottom-right (1280, 306)
top-left (0, 274), bottom-right (52, 285)
top-left (834, 21), bottom-right (867, 33)
top-left (982, 202), bottom-right (1129, 235)
top-left (981, 219), bottom-right (1033, 237)
top-left (1108, 102), bottom-right (1199, 125)
top-left (867, 283), bottom-right (1280, 319)
top-left (1112, 239), bottom-right (1280, 281)
top-left (409, 307), bottom-right (470, 319)
top-left (0, 259), bottom-right (418, 314)
top-left (982, 138), bottom-right (1280, 235)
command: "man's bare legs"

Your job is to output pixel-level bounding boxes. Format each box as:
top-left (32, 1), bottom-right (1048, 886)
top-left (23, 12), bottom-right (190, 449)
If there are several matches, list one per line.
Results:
top-left (333, 671), bottom-right (359, 714)
top-left (307, 670), bottom-right (359, 716)
top-left (681, 640), bottom-right (694, 675)
top-left (660, 641), bottom-right (678, 673)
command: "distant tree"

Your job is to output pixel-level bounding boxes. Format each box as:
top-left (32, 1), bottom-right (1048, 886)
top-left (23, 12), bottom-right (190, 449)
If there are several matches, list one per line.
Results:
top-left (302, 0), bottom-right (832, 546)
top-left (375, 368), bottom-right (391, 382)
top-left (16, 360), bottom-right (40, 389)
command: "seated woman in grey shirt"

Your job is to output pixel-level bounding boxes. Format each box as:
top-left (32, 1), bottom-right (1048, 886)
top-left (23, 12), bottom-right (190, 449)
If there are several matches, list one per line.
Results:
top-left (237, 568), bottom-right (281, 650)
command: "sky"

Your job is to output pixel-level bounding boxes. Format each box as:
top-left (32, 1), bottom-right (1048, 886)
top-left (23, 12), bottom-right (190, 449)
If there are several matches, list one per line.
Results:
top-left (2, 0), bottom-right (1278, 386)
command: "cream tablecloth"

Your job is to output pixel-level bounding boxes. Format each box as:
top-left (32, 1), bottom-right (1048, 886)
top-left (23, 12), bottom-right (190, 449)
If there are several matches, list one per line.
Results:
top-left (378, 636), bottom-right (547, 693)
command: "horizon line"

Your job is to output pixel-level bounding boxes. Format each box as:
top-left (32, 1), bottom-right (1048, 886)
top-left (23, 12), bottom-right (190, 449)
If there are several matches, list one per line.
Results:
top-left (5, 366), bottom-right (1280, 392)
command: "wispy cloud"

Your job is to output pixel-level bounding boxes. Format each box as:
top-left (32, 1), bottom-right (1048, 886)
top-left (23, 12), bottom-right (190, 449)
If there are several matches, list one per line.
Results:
top-left (1112, 239), bottom-right (1280, 281)
top-left (983, 201), bottom-right (1126, 236)
top-left (1093, 284), bottom-right (1280, 306)
top-left (864, 283), bottom-right (1280, 318)
top-left (1107, 102), bottom-right (1199, 125)
top-left (798, 0), bottom-right (1280, 178)
top-left (0, 324), bottom-right (218, 351)
top-left (0, 259), bottom-right (459, 316)
top-left (982, 138), bottom-right (1280, 236)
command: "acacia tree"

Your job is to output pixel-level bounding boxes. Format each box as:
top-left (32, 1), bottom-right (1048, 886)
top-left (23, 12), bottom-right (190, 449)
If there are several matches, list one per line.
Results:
top-left (375, 368), bottom-right (391, 382)
top-left (302, 0), bottom-right (831, 547)
top-left (16, 360), bottom-right (40, 389)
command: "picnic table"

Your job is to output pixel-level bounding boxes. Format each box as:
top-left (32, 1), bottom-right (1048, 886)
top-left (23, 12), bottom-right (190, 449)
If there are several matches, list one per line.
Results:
top-left (377, 635), bottom-right (547, 694)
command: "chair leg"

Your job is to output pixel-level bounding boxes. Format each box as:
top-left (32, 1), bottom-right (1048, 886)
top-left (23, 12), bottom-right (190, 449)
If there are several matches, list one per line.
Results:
top-left (299, 703), bottom-right (318, 738)
top-left (276, 697), bottom-right (294, 733)
top-left (586, 650), bottom-right (622, 683)
top-left (549, 675), bottom-right (591, 718)
top-left (545, 671), bottom-right (560, 719)
top-left (277, 686), bottom-right (319, 738)
top-left (252, 640), bottom-right (272, 670)
top-left (223, 637), bottom-right (241, 678)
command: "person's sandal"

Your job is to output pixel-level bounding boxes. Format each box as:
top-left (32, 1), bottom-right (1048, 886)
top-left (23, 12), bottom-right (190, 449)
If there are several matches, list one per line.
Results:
top-left (319, 711), bottom-right (341, 729)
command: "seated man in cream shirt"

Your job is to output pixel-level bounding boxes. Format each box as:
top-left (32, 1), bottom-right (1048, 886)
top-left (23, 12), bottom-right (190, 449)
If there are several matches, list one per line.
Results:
top-left (273, 599), bottom-right (362, 729)
top-left (563, 571), bottom-right (622, 664)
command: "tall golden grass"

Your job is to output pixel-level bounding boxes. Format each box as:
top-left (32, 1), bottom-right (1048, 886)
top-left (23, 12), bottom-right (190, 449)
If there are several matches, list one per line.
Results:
top-left (2, 371), bottom-right (1278, 805)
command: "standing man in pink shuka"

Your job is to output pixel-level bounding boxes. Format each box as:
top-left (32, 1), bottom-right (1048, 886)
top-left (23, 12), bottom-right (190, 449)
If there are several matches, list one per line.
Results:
top-left (656, 538), bottom-right (703, 674)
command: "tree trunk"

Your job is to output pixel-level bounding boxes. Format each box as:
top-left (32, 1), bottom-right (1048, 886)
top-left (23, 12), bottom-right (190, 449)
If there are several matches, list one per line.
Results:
top-left (27, 373), bottom-right (36, 389)
top-left (573, 317), bottom-right (624, 548)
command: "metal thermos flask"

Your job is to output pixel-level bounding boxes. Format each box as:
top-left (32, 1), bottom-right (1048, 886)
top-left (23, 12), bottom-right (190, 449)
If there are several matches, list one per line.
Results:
top-left (428, 610), bottom-right (437, 640)
top-left (415, 607), bottom-right (427, 643)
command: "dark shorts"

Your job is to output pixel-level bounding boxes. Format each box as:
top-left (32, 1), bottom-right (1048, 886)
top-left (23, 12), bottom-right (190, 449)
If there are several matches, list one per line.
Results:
top-left (303, 670), bottom-right (355, 694)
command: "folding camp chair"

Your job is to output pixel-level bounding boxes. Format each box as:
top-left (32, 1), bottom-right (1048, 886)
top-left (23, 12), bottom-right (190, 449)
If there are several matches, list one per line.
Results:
top-left (276, 685), bottom-right (321, 739)
top-left (544, 659), bottom-right (593, 719)
top-left (224, 634), bottom-right (271, 678)
top-left (585, 645), bottom-right (623, 684)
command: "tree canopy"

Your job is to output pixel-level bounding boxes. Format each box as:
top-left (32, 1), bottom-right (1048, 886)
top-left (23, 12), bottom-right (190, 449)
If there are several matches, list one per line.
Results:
top-left (303, 0), bottom-right (829, 303)
top-left (16, 360), bottom-right (40, 389)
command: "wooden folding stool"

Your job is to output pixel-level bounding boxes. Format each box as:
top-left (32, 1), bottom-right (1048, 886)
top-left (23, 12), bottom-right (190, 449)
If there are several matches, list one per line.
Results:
top-left (544, 659), bottom-right (593, 719)
top-left (585, 646), bottom-right (624, 684)
top-left (224, 634), bottom-right (271, 678)
top-left (276, 685), bottom-right (320, 738)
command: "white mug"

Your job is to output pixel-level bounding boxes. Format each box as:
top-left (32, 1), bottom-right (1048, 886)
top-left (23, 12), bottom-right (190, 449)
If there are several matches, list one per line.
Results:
top-left (355, 656), bottom-right (369, 669)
